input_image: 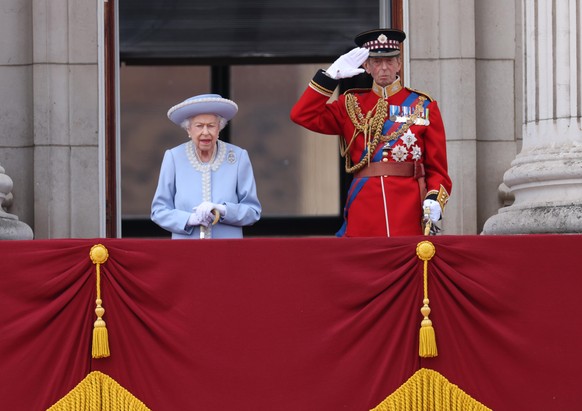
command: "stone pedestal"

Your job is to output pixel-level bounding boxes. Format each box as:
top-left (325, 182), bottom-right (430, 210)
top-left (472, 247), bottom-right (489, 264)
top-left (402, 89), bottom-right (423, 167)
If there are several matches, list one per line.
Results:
top-left (0, 217), bottom-right (34, 240)
top-left (483, 124), bottom-right (582, 234)
top-left (0, 164), bottom-right (33, 240)
top-left (483, 1), bottom-right (582, 234)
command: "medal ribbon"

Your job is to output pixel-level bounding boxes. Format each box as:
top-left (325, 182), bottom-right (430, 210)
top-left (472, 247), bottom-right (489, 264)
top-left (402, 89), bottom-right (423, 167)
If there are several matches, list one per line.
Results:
top-left (338, 93), bottom-right (428, 236)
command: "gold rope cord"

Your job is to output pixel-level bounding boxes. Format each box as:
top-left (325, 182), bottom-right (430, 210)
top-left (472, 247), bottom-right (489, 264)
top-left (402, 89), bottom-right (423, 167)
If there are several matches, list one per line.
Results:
top-left (370, 368), bottom-right (492, 411)
top-left (343, 95), bottom-right (386, 172)
top-left (343, 94), bottom-right (426, 174)
top-left (46, 371), bottom-right (151, 411)
top-left (416, 241), bottom-right (437, 357)
top-left (90, 244), bottom-right (110, 359)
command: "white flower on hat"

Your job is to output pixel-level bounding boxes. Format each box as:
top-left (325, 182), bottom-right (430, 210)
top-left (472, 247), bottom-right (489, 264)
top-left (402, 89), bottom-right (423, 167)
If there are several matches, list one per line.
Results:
top-left (378, 34), bottom-right (388, 43)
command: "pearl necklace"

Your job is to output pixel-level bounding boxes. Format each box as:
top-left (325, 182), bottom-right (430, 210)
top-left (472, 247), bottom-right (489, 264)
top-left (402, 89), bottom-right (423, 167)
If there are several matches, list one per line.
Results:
top-left (185, 140), bottom-right (227, 238)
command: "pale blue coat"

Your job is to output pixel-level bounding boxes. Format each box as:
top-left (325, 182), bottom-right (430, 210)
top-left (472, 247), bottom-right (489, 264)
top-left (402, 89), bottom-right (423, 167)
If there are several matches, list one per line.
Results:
top-left (151, 140), bottom-right (261, 239)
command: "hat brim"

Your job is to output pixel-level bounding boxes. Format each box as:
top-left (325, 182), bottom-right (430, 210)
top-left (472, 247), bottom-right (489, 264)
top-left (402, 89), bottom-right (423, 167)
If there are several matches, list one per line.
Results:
top-left (368, 50), bottom-right (401, 57)
top-left (167, 96), bottom-right (238, 125)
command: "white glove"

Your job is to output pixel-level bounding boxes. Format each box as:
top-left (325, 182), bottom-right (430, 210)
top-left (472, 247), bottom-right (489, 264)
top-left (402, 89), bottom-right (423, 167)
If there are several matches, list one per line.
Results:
top-left (195, 201), bottom-right (227, 225)
top-left (325, 47), bottom-right (369, 80)
top-left (423, 199), bottom-right (442, 223)
top-left (213, 203), bottom-right (227, 216)
top-left (194, 202), bottom-right (216, 226)
top-left (187, 212), bottom-right (208, 227)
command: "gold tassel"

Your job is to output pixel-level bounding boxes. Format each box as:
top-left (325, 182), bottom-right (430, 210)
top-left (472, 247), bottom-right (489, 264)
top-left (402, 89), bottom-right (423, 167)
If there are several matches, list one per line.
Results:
top-left (419, 301), bottom-right (437, 357)
top-left (90, 244), bottom-right (110, 359)
top-left (416, 241), bottom-right (437, 357)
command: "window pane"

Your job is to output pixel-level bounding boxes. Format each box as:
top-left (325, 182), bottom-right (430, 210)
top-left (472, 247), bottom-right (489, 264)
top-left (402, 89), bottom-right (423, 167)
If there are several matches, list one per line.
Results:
top-left (120, 64), bottom-right (340, 219)
top-left (120, 0), bottom-right (379, 61)
top-left (231, 64), bottom-right (339, 217)
top-left (120, 65), bottom-right (210, 217)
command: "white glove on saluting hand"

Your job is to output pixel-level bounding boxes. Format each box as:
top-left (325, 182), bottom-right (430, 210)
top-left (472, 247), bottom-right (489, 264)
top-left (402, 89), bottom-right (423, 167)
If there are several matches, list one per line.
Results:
top-left (325, 47), bottom-right (370, 80)
top-left (423, 199), bottom-right (442, 223)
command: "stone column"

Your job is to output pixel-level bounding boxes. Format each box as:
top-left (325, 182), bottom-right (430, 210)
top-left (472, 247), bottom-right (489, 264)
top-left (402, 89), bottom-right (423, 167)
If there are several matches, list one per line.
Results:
top-left (483, 0), bottom-right (582, 234)
top-left (409, 0), bottom-right (478, 235)
top-left (0, 164), bottom-right (33, 239)
top-left (32, 0), bottom-right (100, 238)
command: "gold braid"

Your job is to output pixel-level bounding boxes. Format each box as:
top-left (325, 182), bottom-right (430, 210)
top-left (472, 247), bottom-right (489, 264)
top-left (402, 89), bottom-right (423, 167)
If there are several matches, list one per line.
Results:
top-left (342, 93), bottom-right (427, 174)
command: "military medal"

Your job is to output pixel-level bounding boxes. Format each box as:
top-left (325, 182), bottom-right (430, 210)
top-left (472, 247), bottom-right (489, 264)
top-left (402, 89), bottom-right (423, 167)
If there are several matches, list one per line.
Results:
top-left (389, 105), bottom-right (400, 122)
top-left (389, 105), bottom-right (430, 125)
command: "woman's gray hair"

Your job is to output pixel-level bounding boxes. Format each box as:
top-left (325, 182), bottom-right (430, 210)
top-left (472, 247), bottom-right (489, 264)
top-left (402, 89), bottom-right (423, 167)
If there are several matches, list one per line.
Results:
top-left (181, 115), bottom-right (228, 132)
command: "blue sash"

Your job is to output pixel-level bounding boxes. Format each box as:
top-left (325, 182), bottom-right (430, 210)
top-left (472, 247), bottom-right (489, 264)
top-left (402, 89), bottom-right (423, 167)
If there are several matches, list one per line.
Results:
top-left (336, 92), bottom-right (424, 237)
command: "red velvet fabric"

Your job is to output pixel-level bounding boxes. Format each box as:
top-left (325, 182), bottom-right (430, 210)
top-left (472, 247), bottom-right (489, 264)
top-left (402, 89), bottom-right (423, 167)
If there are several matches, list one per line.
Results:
top-left (0, 236), bottom-right (580, 410)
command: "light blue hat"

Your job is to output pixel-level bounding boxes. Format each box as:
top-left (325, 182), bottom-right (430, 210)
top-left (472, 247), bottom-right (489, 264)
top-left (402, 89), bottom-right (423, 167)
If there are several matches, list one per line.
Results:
top-left (167, 94), bottom-right (238, 125)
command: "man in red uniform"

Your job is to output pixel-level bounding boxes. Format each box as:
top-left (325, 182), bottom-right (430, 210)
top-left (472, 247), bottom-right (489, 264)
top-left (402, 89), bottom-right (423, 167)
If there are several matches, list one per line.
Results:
top-left (290, 28), bottom-right (452, 237)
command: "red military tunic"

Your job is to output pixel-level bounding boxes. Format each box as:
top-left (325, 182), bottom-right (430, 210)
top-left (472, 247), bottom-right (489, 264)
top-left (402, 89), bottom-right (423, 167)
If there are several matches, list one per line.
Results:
top-left (290, 70), bottom-right (452, 237)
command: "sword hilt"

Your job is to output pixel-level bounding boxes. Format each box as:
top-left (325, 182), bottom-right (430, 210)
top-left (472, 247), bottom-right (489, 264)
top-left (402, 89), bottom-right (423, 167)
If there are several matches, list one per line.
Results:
top-left (423, 206), bottom-right (432, 236)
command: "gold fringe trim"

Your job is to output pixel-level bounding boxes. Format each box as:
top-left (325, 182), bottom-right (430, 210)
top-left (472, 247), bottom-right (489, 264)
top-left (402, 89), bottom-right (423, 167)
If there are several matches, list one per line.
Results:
top-left (90, 244), bottom-right (110, 359)
top-left (416, 241), bottom-right (437, 357)
top-left (370, 368), bottom-right (492, 411)
top-left (47, 371), bottom-right (150, 411)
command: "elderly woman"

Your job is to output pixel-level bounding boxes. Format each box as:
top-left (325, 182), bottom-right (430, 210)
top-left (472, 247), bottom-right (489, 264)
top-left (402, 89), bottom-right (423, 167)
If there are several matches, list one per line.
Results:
top-left (151, 94), bottom-right (261, 239)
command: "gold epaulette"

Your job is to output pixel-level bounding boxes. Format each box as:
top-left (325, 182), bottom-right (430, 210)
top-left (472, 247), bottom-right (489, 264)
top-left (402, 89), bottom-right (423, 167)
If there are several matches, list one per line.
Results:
top-left (406, 87), bottom-right (434, 102)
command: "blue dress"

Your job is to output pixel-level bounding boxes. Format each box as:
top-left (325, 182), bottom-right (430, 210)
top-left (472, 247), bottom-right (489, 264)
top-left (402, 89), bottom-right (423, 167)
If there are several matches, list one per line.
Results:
top-left (151, 140), bottom-right (261, 239)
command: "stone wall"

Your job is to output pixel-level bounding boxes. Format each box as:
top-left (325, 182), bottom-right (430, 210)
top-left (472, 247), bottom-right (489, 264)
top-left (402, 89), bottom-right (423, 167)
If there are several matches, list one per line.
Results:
top-left (0, 0), bottom-right (101, 238)
top-left (409, 0), bottom-right (519, 234)
top-left (7, 0), bottom-right (576, 238)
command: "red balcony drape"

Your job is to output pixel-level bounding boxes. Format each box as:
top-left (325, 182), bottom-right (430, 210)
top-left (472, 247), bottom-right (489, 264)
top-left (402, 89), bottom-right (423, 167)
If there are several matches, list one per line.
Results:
top-left (0, 235), bottom-right (580, 410)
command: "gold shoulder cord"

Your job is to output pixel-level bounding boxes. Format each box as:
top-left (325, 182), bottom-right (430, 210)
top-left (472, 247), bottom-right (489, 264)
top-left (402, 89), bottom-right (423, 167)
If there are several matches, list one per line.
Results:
top-left (342, 94), bottom-right (426, 174)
